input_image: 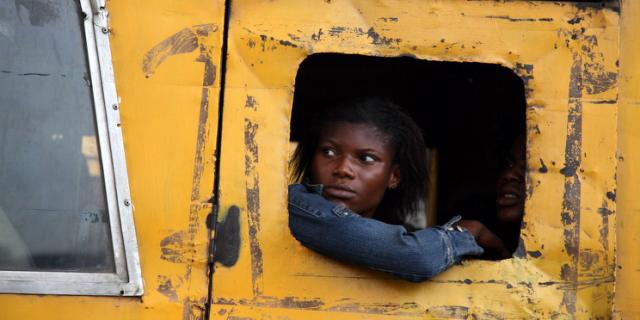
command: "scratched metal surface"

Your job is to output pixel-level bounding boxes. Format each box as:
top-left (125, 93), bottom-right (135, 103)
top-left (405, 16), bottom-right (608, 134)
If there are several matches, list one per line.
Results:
top-left (1, 0), bottom-right (225, 319)
top-left (0, 0), bottom-right (631, 319)
top-left (212, 1), bottom-right (620, 319)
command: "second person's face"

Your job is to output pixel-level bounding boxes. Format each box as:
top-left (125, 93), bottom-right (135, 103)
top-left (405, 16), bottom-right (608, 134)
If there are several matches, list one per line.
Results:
top-left (496, 136), bottom-right (526, 223)
top-left (310, 122), bottom-right (400, 218)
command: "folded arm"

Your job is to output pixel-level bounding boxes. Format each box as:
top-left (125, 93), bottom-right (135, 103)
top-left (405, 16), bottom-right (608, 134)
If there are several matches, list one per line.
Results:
top-left (288, 184), bottom-right (483, 282)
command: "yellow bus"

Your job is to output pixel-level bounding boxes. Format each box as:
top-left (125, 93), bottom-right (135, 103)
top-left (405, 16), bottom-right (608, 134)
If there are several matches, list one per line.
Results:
top-left (1, 0), bottom-right (639, 318)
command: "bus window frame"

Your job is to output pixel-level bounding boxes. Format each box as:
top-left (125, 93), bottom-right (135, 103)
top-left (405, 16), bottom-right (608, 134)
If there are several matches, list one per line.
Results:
top-left (0, 0), bottom-right (143, 296)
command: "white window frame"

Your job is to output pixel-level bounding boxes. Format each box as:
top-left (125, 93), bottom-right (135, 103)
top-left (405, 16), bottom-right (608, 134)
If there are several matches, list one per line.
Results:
top-left (0, 0), bottom-right (143, 296)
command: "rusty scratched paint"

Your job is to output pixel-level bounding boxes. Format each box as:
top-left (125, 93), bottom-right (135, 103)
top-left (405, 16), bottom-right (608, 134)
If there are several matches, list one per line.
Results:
top-left (251, 25), bottom-right (403, 50)
top-left (514, 62), bottom-right (534, 97)
top-left (142, 24), bottom-right (218, 77)
top-left (183, 297), bottom-right (207, 320)
top-left (244, 118), bottom-right (264, 297)
top-left (160, 230), bottom-right (190, 263)
top-left (425, 306), bottom-right (468, 319)
top-left (157, 275), bottom-right (179, 302)
top-left (581, 35), bottom-right (618, 95)
top-left (245, 95), bottom-right (257, 109)
top-left (142, 28), bottom-right (198, 77)
top-left (214, 294), bottom-right (514, 318)
top-left (143, 24), bottom-right (219, 320)
top-left (559, 54), bottom-right (583, 317)
top-left (483, 15), bottom-right (554, 22)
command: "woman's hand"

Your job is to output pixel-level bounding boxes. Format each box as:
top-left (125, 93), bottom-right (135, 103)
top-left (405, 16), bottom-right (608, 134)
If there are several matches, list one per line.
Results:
top-left (456, 220), bottom-right (510, 259)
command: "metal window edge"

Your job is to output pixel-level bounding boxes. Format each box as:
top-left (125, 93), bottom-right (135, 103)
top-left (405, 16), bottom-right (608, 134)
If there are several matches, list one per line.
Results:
top-left (0, 0), bottom-right (143, 297)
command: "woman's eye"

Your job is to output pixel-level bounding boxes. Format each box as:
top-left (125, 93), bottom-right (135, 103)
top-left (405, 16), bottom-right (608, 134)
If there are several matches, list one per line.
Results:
top-left (360, 154), bottom-right (376, 163)
top-left (321, 148), bottom-right (336, 157)
top-left (503, 156), bottom-right (515, 168)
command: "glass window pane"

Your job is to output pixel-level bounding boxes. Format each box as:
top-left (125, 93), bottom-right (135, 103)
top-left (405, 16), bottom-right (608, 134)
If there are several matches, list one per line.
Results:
top-left (0, 0), bottom-right (115, 272)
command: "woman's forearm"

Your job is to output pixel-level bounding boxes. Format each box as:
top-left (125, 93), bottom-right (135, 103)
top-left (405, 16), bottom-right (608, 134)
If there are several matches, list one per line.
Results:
top-left (288, 184), bottom-right (483, 282)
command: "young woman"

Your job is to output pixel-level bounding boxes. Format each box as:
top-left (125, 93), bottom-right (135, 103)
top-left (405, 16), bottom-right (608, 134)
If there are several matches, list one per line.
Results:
top-left (288, 97), bottom-right (506, 282)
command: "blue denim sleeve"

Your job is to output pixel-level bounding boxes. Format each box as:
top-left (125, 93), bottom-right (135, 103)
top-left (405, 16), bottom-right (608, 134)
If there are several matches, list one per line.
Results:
top-left (288, 184), bottom-right (483, 282)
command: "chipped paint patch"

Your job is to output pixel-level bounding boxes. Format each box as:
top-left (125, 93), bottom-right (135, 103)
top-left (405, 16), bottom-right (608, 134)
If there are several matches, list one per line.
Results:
top-left (244, 119), bottom-right (263, 296)
top-left (245, 95), bottom-right (257, 109)
top-left (160, 230), bottom-right (190, 263)
top-left (559, 54), bottom-right (583, 317)
top-left (183, 297), bottom-right (207, 320)
top-left (484, 15), bottom-right (553, 22)
top-left (581, 35), bottom-right (618, 95)
top-left (142, 24), bottom-right (217, 77)
top-left (515, 63), bottom-right (534, 96)
top-left (157, 275), bottom-right (179, 302)
top-left (142, 28), bottom-right (198, 77)
top-left (426, 305), bottom-right (469, 319)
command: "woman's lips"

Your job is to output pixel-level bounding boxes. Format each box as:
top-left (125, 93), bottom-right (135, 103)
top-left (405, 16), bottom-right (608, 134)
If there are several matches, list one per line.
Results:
top-left (497, 184), bottom-right (524, 207)
top-left (497, 193), bottom-right (520, 206)
top-left (496, 188), bottom-right (524, 207)
top-left (323, 185), bottom-right (356, 200)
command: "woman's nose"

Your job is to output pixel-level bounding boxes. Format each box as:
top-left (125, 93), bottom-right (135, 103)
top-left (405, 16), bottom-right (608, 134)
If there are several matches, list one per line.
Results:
top-left (504, 165), bottom-right (525, 182)
top-left (333, 157), bottom-right (355, 178)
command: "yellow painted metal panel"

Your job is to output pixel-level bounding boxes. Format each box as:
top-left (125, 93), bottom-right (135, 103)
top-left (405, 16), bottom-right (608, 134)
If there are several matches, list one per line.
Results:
top-left (614, 0), bottom-right (640, 318)
top-left (213, 1), bottom-right (620, 318)
top-left (1, 1), bottom-right (224, 319)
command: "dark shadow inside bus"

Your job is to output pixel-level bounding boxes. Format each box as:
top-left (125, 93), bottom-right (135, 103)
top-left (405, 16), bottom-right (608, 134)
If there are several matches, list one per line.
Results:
top-left (290, 53), bottom-right (526, 259)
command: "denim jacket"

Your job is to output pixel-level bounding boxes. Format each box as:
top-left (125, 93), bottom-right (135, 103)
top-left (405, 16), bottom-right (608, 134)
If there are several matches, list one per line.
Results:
top-left (288, 183), bottom-right (483, 282)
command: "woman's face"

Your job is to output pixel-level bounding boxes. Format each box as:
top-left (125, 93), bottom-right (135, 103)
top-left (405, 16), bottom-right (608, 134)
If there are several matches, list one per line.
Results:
top-left (310, 122), bottom-right (400, 218)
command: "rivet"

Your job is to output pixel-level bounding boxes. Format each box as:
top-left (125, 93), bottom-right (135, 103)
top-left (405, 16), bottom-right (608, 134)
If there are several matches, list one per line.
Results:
top-left (112, 104), bottom-right (118, 110)
top-left (124, 199), bottom-right (131, 206)
top-left (101, 27), bottom-right (109, 34)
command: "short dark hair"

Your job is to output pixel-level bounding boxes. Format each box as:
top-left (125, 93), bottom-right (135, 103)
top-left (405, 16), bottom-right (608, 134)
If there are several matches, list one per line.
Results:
top-left (290, 97), bottom-right (428, 225)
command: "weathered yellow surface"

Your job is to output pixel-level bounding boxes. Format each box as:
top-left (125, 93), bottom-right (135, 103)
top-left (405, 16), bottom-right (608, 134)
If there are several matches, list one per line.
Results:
top-left (614, 0), bottom-right (640, 318)
top-left (1, 0), bottom-right (634, 319)
top-left (213, 1), bottom-right (620, 319)
top-left (0, 0), bottom-right (224, 319)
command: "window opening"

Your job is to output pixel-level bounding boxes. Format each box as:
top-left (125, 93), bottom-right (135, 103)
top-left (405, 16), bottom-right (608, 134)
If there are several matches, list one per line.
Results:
top-left (290, 53), bottom-right (526, 259)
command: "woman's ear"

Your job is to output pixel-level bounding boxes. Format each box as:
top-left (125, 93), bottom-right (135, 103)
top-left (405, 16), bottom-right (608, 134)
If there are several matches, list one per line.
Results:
top-left (388, 165), bottom-right (401, 189)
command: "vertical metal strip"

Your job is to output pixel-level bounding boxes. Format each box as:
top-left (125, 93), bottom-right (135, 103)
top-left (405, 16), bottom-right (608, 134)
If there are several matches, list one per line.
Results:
top-left (205, 0), bottom-right (233, 318)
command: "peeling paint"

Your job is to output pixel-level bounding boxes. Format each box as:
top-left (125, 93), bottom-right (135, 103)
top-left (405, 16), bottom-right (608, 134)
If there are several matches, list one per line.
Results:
top-left (157, 275), bottom-right (179, 302)
top-left (142, 28), bottom-right (198, 77)
top-left (378, 17), bottom-right (399, 23)
top-left (183, 297), bottom-right (206, 320)
top-left (514, 63), bottom-right (534, 96)
top-left (244, 119), bottom-right (263, 296)
top-left (160, 231), bottom-right (189, 263)
top-left (311, 28), bottom-right (324, 41)
top-left (484, 15), bottom-right (553, 22)
top-left (580, 35), bottom-right (618, 95)
top-left (559, 54), bottom-right (583, 317)
top-left (245, 95), bottom-right (257, 109)
top-left (539, 159), bottom-right (548, 173)
top-left (366, 27), bottom-right (401, 46)
top-left (580, 250), bottom-right (600, 272)
top-left (329, 26), bottom-right (345, 36)
top-left (142, 24), bottom-right (217, 77)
